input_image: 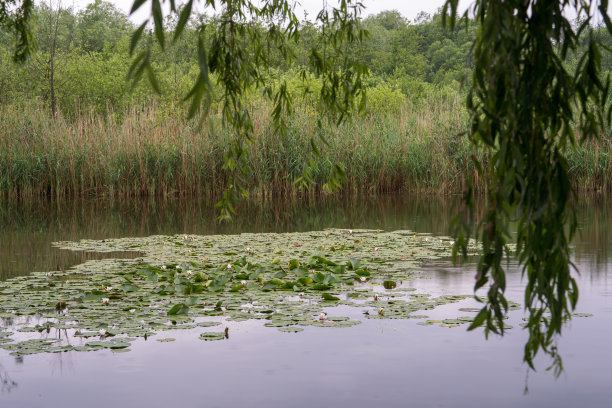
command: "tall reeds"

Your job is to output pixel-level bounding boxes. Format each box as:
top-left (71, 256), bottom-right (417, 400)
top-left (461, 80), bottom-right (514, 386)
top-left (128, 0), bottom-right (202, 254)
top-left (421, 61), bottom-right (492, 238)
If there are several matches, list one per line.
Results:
top-left (0, 96), bottom-right (511, 199)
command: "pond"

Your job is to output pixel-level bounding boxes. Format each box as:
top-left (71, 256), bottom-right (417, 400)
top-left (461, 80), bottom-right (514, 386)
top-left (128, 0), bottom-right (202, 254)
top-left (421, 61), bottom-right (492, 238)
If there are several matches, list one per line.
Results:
top-left (0, 194), bottom-right (611, 407)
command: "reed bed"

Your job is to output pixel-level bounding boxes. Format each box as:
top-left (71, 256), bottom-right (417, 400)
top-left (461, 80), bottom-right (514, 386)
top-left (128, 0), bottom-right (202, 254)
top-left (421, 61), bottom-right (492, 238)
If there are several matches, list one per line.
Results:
top-left (14, 96), bottom-right (612, 199)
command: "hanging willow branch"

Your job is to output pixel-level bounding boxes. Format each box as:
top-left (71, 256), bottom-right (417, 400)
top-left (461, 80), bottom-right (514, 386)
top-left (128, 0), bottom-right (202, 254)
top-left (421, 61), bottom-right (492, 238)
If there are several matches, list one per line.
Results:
top-left (127, 0), bottom-right (369, 219)
top-left (444, 0), bottom-right (611, 375)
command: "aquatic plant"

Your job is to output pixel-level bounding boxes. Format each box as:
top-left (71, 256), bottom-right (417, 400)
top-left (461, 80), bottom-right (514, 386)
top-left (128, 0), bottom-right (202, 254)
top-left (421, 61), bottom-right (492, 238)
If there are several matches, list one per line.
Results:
top-left (0, 229), bottom-right (482, 356)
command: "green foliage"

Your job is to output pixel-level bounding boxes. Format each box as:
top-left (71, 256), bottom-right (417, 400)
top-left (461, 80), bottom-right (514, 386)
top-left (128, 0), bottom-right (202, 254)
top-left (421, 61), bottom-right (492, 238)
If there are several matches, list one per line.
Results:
top-left (76, 0), bottom-right (131, 53)
top-left (445, 0), bottom-right (611, 375)
top-left (0, 95), bottom-right (474, 198)
top-left (0, 0), bottom-right (36, 62)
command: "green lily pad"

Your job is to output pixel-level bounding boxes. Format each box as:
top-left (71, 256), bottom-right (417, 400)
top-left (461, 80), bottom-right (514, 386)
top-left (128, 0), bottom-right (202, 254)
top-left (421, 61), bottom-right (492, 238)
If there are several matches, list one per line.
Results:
top-left (199, 332), bottom-right (225, 341)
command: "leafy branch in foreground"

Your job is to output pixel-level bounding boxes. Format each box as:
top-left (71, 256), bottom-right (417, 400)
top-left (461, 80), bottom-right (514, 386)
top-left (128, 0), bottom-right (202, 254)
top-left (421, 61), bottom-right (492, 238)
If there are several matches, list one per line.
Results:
top-left (128, 0), bottom-right (369, 219)
top-left (445, 0), bottom-right (611, 375)
top-left (0, 0), bottom-right (36, 62)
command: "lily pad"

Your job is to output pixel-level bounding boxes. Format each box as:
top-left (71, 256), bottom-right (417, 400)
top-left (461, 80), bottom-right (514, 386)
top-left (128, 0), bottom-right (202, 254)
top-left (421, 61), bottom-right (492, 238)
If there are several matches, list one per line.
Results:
top-left (199, 332), bottom-right (225, 341)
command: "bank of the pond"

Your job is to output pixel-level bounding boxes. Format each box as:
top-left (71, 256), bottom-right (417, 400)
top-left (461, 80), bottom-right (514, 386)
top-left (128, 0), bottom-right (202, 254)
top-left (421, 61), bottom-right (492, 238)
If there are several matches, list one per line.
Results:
top-left (0, 102), bottom-right (609, 198)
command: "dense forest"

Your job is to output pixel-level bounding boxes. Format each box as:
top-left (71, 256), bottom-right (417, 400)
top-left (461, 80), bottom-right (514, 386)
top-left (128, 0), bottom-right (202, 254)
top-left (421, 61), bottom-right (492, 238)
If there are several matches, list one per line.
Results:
top-left (0, 1), bottom-right (610, 197)
top-left (0, 1), bottom-right (478, 115)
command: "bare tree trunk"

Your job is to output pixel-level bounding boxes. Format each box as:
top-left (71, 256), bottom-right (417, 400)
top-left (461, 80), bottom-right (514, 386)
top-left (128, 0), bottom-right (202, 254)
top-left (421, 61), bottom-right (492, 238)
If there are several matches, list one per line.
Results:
top-left (48, 0), bottom-right (62, 117)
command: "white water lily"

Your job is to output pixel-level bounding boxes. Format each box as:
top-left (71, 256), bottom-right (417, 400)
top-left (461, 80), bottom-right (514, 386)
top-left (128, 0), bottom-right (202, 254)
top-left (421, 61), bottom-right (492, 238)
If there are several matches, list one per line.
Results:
top-left (102, 298), bottom-right (109, 304)
top-left (374, 247), bottom-right (379, 252)
top-left (161, 265), bottom-right (167, 270)
top-left (99, 329), bottom-right (107, 336)
top-left (104, 286), bottom-right (112, 292)
top-left (176, 265), bottom-right (182, 270)
top-left (184, 235), bottom-right (188, 240)
top-left (348, 229), bottom-right (353, 235)
top-left (245, 247), bottom-right (251, 253)
top-left (360, 277), bottom-right (366, 282)
top-left (186, 270), bottom-right (193, 275)
top-left (318, 312), bottom-right (327, 321)
top-left (226, 264), bottom-right (233, 270)
top-left (240, 280), bottom-right (247, 285)
top-left (450, 241), bottom-right (455, 246)
top-left (45, 272), bottom-right (52, 277)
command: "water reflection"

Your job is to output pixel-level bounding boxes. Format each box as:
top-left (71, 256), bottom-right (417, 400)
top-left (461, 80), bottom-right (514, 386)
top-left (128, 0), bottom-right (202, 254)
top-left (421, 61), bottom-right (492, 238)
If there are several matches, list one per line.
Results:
top-left (0, 364), bottom-right (17, 394)
top-left (2, 194), bottom-right (612, 280)
top-left (1, 195), bottom-right (463, 280)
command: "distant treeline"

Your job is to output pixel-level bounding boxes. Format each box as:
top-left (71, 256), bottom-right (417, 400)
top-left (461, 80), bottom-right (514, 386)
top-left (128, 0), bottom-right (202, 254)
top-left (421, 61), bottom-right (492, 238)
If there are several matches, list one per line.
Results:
top-left (0, 1), bottom-right (480, 116)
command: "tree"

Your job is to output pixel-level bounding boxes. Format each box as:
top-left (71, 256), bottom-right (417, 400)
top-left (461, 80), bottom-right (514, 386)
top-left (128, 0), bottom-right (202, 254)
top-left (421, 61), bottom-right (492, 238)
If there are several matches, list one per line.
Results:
top-left (75, 0), bottom-right (130, 53)
top-left (31, 0), bottom-right (75, 116)
top-left (443, 0), bottom-right (611, 375)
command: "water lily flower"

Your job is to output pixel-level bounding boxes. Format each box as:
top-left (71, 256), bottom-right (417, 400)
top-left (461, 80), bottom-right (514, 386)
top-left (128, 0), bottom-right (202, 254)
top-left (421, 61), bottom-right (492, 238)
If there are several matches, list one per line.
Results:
top-left (104, 286), bottom-right (112, 292)
top-left (450, 241), bottom-right (455, 246)
top-left (226, 264), bottom-right (233, 270)
top-left (348, 229), bottom-right (353, 235)
top-left (240, 280), bottom-right (247, 285)
top-left (245, 247), bottom-right (251, 253)
top-left (186, 270), bottom-right (193, 275)
top-left (176, 265), bottom-right (182, 270)
top-left (45, 272), bottom-right (52, 277)
top-left (374, 247), bottom-right (379, 252)
top-left (318, 312), bottom-right (327, 321)
top-left (161, 265), bottom-right (167, 270)
top-left (184, 235), bottom-right (188, 240)
top-left (360, 277), bottom-right (366, 282)
top-left (129, 309), bottom-right (135, 314)
top-left (99, 329), bottom-right (107, 336)
top-left (102, 298), bottom-right (109, 304)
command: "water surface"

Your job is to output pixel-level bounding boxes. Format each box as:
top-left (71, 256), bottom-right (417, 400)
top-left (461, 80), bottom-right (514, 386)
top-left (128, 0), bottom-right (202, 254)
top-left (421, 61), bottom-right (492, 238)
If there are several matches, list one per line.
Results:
top-left (0, 194), bottom-right (611, 407)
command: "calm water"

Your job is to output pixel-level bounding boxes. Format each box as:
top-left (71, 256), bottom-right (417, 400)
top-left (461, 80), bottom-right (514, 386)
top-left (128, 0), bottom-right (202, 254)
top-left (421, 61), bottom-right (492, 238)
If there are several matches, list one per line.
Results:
top-left (1, 195), bottom-right (611, 407)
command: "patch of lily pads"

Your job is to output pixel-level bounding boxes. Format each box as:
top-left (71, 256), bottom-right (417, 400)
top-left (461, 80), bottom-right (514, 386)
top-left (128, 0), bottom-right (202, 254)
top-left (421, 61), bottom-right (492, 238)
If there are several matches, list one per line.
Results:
top-left (0, 229), bottom-right (489, 356)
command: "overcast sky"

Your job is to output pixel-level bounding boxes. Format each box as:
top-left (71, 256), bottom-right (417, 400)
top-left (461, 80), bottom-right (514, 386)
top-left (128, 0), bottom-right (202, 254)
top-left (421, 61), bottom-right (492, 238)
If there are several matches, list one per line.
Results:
top-left (68, 0), bottom-right (457, 24)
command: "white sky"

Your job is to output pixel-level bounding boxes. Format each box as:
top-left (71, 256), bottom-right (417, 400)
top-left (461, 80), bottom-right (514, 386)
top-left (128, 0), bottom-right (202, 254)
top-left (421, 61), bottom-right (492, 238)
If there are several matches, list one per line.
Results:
top-left (67, 0), bottom-right (457, 24)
